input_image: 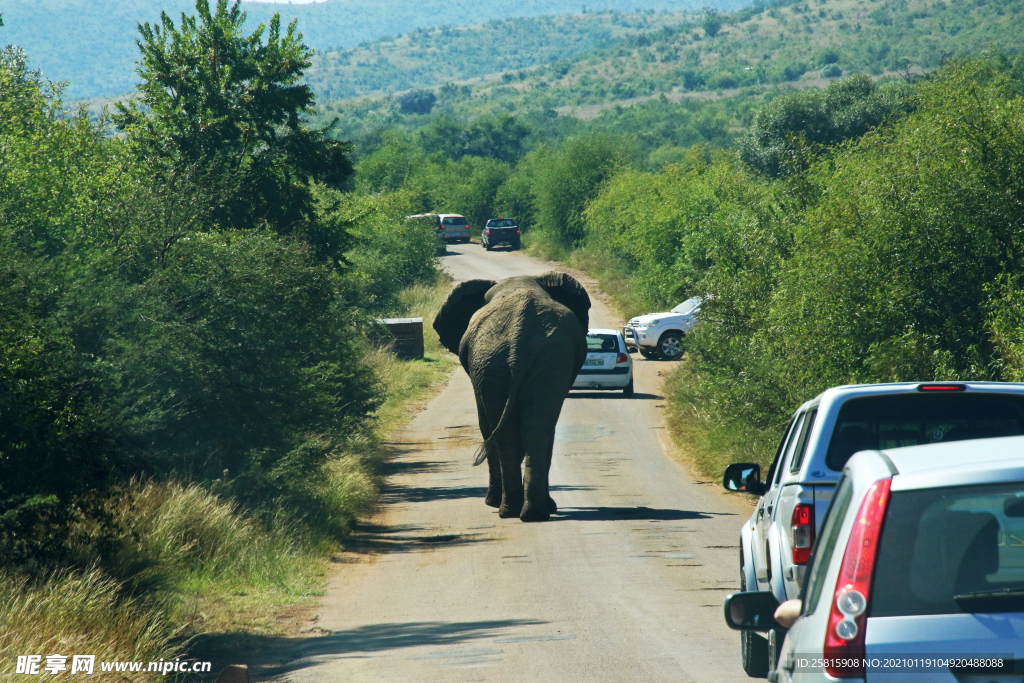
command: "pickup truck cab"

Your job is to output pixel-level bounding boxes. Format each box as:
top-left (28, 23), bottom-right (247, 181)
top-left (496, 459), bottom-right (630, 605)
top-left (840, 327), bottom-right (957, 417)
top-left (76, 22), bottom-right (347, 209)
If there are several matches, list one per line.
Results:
top-left (723, 381), bottom-right (1024, 677)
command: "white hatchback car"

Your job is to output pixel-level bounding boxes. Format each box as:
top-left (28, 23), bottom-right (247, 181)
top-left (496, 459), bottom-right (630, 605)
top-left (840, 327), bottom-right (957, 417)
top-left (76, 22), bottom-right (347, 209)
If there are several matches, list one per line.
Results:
top-left (572, 329), bottom-right (634, 397)
top-left (725, 435), bottom-right (1024, 682)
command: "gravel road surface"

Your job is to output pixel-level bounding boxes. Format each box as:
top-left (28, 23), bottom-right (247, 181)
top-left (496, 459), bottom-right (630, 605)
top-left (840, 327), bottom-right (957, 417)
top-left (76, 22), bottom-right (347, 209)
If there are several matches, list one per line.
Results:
top-left (274, 243), bottom-right (754, 682)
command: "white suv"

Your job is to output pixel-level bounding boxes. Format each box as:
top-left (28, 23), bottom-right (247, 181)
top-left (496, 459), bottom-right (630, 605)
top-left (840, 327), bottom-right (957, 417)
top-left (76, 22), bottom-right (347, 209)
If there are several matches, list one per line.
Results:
top-left (623, 296), bottom-right (702, 360)
top-left (723, 382), bottom-right (1024, 677)
top-left (725, 433), bottom-right (1024, 682)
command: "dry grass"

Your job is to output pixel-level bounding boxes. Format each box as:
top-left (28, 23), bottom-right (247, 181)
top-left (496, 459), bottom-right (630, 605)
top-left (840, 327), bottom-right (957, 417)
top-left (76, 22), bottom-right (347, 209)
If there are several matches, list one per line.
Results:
top-left (0, 277), bottom-right (462, 678)
top-left (364, 276), bottom-right (458, 435)
top-left (0, 569), bottom-right (181, 683)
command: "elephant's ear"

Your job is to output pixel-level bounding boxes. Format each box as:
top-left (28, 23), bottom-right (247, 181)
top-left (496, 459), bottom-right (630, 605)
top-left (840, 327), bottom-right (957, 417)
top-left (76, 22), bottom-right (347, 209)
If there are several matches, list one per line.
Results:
top-left (537, 271), bottom-right (591, 332)
top-left (433, 279), bottom-right (496, 354)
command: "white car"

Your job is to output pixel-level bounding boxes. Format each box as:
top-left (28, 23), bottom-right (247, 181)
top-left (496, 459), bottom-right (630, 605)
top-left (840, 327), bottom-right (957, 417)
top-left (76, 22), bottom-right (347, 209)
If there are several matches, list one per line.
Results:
top-left (571, 329), bottom-right (634, 396)
top-left (623, 296), bottom-right (702, 360)
top-left (725, 434), bottom-right (1024, 682)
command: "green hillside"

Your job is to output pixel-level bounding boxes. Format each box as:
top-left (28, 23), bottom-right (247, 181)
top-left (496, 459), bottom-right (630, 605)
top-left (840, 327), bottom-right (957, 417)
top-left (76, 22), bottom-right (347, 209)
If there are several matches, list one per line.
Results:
top-left (0, 0), bottom-right (750, 101)
top-left (323, 0), bottom-right (1024, 120)
top-left (305, 12), bottom-right (697, 101)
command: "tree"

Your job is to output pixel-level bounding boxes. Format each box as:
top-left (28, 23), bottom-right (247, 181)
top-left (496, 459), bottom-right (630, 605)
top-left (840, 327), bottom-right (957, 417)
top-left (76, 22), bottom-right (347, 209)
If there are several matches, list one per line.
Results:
top-left (398, 89), bottom-right (437, 114)
top-left (533, 134), bottom-right (631, 246)
top-left (703, 12), bottom-right (723, 38)
top-left (738, 74), bottom-right (914, 177)
top-left (114, 0), bottom-right (354, 265)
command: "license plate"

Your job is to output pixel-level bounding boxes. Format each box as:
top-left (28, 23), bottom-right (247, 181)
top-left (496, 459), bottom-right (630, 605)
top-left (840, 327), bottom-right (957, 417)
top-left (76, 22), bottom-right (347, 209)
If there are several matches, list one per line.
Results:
top-left (584, 359), bottom-right (603, 366)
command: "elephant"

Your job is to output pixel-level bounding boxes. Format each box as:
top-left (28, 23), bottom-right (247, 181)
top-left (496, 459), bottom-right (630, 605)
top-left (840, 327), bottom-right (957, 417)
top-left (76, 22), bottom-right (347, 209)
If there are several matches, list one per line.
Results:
top-left (433, 272), bottom-right (591, 522)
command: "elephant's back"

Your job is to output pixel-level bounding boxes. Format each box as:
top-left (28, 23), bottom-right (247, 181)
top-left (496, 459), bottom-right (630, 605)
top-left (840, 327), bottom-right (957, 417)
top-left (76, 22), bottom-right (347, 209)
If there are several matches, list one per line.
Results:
top-left (462, 288), bottom-right (584, 361)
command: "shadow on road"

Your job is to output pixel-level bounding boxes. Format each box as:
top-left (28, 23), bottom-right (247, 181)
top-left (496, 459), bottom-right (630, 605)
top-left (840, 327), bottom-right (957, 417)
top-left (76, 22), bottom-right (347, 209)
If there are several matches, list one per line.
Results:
top-left (552, 506), bottom-right (725, 522)
top-left (568, 391), bottom-right (663, 400)
top-left (382, 459), bottom-right (452, 477)
top-left (341, 522), bottom-right (492, 555)
top-left (190, 619), bottom-right (546, 681)
top-left (381, 483), bottom-right (489, 504)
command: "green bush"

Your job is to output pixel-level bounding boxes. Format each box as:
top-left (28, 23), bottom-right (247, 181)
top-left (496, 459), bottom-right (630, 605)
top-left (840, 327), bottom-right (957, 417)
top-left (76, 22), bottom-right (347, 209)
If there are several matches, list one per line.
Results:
top-left (738, 74), bottom-right (915, 177)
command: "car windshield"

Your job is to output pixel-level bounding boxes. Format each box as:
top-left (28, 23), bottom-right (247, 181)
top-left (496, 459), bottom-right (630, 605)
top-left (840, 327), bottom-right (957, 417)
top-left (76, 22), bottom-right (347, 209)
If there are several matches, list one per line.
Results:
top-left (825, 394), bottom-right (1024, 471)
top-left (586, 333), bottom-right (619, 353)
top-left (871, 481), bottom-right (1024, 617)
top-left (488, 219), bottom-right (515, 227)
top-left (441, 216), bottom-right (466, 225)
top-left (671, 297), bottom-right (702, 315)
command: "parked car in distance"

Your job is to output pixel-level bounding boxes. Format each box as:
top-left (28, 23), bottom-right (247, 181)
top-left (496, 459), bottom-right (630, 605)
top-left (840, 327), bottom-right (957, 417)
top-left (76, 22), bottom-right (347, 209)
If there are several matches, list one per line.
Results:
top-left (623, 296), bottom-right (702, 360)
top-left (437, 214), bottom-right (471, 243)
top-left (725, 433), bottom-right (1024, 683)
top-left (722, 381), bottom-right (1024, 678)
top-left (482, 218), bottom-right (521, 251)
top-left (571, 329), bottom-right (633, 397)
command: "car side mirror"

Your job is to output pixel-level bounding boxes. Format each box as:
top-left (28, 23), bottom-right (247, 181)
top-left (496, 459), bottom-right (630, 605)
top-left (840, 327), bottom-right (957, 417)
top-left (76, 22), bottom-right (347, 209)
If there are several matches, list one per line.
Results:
top-left (723, 591), bottom-right (781, 632)
top-left (723, 462), bottom-right (764, 494)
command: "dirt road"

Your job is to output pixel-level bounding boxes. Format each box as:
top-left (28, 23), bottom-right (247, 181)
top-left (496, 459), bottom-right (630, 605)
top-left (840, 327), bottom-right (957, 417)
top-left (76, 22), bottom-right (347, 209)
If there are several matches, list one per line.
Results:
top-left (272, 243), bottom-right (754, 682)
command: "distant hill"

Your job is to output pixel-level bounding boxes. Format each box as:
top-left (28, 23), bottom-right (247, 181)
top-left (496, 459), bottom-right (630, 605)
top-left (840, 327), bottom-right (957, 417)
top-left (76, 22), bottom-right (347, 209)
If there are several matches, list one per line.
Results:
top-left (0, 0), bottom-right (751, 101)
top-left (322, 0), bottom-right (1024, 122)
top-left (304, 12), bottom-right (695, 101)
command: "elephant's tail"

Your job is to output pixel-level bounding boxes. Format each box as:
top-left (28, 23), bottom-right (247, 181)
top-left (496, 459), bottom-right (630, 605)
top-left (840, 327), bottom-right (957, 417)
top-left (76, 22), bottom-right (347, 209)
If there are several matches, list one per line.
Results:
top-left (472, 367), bottom-right (525, 467)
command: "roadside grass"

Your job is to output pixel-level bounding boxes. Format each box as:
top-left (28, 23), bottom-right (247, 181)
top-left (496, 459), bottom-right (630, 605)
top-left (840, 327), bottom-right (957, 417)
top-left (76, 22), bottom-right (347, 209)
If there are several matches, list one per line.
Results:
top-left (663, 362), bottom-right (780, 479)
top-left (364, 276), bottom-right (458, 436)
top-left (522, 229), bottom-right (571, 263)
top-left (0, 569), bottom-right (182, 682)
top-left (0, 277), bottom-right (458, 680)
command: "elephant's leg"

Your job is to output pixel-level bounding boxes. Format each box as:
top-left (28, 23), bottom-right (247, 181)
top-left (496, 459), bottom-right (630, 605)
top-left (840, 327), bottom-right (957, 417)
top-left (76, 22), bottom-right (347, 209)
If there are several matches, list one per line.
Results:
top-left (473, 370), bottom-right (523, 514)
top-left (473, 396), bottom-right (503, 508)
top-left (496, 430), bottom-right (525, 518)
top-left (484, 448), bottom-right (503, 508)
top-left (518, 362), bottom-right (573, 522)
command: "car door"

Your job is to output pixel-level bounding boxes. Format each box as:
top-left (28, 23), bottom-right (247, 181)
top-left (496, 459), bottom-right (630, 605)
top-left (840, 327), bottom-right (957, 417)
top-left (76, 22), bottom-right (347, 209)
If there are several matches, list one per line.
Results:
top-left (754, 411), bottom-right (804, 590)
top-left (774, 406), bottom-right (819, 598)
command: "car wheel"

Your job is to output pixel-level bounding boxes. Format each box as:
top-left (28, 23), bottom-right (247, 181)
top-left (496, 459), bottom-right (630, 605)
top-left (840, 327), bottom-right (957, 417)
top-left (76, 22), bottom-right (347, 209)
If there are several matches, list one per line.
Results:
top-left (740, 563), bottom-right (770, 678)
top-left (485, 242), bottom-right (493, 251)
top-left (638, 348), bottom-right (656, 360)
top-left (622, 377), bottom-right (634, 397)
top-left (512, 241), bottom-right (521, 250)
top-left (657, 332), bottom-right (684, 361)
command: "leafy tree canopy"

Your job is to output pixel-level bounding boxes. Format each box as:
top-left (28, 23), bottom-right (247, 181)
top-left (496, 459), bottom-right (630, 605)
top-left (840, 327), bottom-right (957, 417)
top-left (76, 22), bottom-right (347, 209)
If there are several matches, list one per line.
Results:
top-left (737, 74), bottom-right (916, 177)
top-left (114, 0), bottom-right (354, 263)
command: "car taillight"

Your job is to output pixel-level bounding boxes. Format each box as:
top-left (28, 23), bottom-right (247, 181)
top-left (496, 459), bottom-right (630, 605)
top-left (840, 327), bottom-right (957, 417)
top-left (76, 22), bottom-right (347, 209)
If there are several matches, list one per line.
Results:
top-left (823, 478), bottom-right (892, 678)
top-left (516, 229), bottom-right (520, 233)
top-left (486, 230), bottom-right (490, 235)
top-left (791, 503), bottom-right (815, 565)
top-left (616, 352), bottom-right (629, 364)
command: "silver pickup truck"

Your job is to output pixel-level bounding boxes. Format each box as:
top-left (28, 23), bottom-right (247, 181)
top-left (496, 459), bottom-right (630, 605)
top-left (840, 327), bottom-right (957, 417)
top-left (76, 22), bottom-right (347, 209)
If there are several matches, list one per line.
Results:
top-left (722, 381), bottom-right (1024, 677)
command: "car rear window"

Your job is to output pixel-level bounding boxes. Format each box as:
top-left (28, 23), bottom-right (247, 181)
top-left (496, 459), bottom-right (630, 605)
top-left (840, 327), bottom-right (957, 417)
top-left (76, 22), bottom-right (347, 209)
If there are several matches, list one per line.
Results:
top-left (586, 334), bottom-right (619, 353)
top-left (871, 481), bottom-right (1024, 617)
top-left (488, 219), bottom-right (515, 227)
top-left (442, 216), bottom-right (466, 225)
top-left (825, 394), bottom-right (1024, 471)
